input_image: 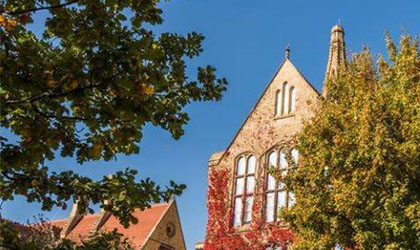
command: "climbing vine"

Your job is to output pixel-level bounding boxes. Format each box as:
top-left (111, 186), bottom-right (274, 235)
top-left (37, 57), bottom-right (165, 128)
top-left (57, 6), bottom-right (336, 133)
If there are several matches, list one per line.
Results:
top-left (204, 166), bottom-right (293, 250)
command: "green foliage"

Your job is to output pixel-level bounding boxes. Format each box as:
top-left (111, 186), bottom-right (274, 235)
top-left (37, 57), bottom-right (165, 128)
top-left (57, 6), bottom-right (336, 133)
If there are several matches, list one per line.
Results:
top-left (0, 0), bottom-right (227, 227)
top-left (282, 34), bottom-right (420, 250)
top-left (0, 219), bottom-right (134, 249)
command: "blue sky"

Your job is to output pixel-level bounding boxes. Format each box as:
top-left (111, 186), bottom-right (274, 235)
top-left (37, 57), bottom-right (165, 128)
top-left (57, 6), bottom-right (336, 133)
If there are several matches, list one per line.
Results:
top-left (2, 0), bottom-right (419, 249)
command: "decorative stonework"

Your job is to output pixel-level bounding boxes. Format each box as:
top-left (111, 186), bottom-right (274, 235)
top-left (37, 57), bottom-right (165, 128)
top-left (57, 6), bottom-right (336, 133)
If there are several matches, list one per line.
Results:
top-left (204, 25), bottom-right (347, 249)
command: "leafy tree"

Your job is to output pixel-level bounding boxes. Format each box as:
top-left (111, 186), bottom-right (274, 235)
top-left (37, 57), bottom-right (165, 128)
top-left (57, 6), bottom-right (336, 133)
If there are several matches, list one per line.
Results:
top-left (282, 34), bottom-right (420, 250)
top-left (0, 0), bottom-right (227, 228)
top-left (0, 219), bottom-right (134, 249)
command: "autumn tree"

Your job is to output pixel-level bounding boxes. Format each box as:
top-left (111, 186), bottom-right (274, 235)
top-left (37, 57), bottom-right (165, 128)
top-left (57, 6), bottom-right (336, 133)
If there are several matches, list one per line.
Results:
top-left (0, 219), bottom-right (134, 249)
top-left (282, 34), bottom-right (420, 250)
top-left (0, 0), bottom-right (227, 228)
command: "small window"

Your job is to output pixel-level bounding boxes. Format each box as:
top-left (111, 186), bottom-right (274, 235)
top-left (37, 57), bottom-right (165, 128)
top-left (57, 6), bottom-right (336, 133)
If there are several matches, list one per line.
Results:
top-left (288, 86), bottom-right (296, 113)
top-left (281, 82), bottom-right (288, 115)
top-left (275, 90), bottom-right (281, 116)
top-left (233, 155), bottom-right (257, 226)
top-left (265, 148), bottom-right (298, 222)
top-left (276, 83), bottom-right (296, 116)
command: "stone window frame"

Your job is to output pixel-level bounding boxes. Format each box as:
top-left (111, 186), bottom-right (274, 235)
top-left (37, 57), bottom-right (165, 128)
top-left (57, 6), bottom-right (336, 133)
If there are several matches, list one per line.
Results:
top-left (232, 153), bottom-right (257, 227)
top-left (288, 86), bottom-right (296, 114)
top-left (275, 82), bottom-right (297, 118)
top-left (281, 82), bottom-right (288, 115)
top-left (264, 146), bottom-right (297, 223)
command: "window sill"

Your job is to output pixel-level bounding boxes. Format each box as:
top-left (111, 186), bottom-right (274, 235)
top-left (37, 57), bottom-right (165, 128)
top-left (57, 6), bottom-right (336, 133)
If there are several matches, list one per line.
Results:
top-left (233, 223), bottom-right (253, 232)
top-left (264, 220), bottom-right (289, 228)
top-left (274, 114), bottom-right (295, 120)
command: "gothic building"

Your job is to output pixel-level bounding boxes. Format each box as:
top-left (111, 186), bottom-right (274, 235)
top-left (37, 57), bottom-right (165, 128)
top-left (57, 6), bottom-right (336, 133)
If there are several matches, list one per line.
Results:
top-left (203, 25), bottom-right (347, 249)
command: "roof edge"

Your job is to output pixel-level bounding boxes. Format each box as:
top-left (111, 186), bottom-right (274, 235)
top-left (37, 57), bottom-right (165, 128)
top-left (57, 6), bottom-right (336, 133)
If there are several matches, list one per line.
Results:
top-left (139, 200), bottom-right (173, 249)
top-left (214, 57), bottom-right (289, 166)
top-left (213, 57), bottom-right (319, 166)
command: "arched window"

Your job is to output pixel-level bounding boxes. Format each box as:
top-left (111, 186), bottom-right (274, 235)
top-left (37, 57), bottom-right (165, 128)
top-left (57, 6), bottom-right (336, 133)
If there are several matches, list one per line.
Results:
top-left (233, 155), bottom-right (257, 226)
top-left (275, 90), bottom-right (281, 116)
top-left (265, 148), bottom-right (298, 222)
top-left (281, 82), bottom-right (288, 115)
top-left (288, 86), bottom-right (296, 114)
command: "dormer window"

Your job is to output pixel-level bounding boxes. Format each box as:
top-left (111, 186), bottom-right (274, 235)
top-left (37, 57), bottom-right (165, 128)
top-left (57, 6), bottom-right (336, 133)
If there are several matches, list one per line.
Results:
top-left (233, 154), bottom-right (257, 227)
top-left (275, 82), bottom-right (296, 117)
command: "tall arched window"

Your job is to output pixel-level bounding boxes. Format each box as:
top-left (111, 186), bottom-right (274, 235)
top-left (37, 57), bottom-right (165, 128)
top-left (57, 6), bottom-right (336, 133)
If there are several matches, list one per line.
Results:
top-left (275, 90), bottom-right (281, 116)
top-left (281, 82), bottom-right (288, 115)
top-left (233, 155), bottom-right (257, 226)
top-left (288, 86), bottom-right (296, 114)
top-left (265, 148), bottom-right (298, 222)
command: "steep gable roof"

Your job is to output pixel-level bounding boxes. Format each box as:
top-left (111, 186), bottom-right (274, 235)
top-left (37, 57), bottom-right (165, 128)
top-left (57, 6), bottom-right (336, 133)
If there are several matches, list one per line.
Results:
top-left (48, 202), bottom-right (171, 248)
top-left (212, 58), bottom-right (319, 165)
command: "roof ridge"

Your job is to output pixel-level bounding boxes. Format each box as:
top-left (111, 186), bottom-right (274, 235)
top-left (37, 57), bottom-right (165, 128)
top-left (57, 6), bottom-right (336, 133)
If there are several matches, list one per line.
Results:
top-left (46, 218), bottom-right (69, 223)
top-left (212, 58), bottom-right (288, 165)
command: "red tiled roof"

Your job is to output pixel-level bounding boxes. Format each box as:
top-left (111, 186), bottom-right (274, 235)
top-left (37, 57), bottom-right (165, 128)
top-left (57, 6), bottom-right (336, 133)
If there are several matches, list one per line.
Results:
top-left (47, 202), bottom-right (171, 248)
top-left (47, 218), bottom-right (68, 237)
top-left (66, 214), bottom-right (99, 243)
top-left (102, 203), bottom-right (170, 247)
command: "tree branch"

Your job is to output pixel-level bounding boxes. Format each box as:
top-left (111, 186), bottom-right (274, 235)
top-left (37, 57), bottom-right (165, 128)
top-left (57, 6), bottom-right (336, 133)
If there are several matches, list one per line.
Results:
top-left (31, 103), bottom-right (88, 121)
top-left (5, 83), bottom-right (102, 105)
top-left (1, 171), bottom-right (34, 182)
top-left (1, 0), bottom-right (80, 15)
top-left (5, 69), bottom-right (124, 105)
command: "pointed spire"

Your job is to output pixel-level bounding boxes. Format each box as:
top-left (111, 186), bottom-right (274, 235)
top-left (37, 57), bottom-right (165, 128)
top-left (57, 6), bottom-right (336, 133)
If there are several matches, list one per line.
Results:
top-left (285, 44), bottom-right (290, 59)
top-left (322, 25), bottom-right (347, 97)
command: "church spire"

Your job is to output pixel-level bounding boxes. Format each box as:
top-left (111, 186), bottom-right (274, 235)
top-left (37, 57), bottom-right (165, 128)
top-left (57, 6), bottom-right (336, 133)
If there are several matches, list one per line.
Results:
top-left (322, 25), bottom-right (347, 97)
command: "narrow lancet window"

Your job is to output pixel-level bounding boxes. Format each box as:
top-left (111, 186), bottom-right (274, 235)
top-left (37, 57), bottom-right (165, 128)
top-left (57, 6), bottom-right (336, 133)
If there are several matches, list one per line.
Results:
top-left (233, 155), bottom-right (257, 226)
top-left (281, 82), bottom-right (288, 115)
top-left (275, 90), bottom-right (281, 116)
top-left (288, 86), bottom-right (296, 113)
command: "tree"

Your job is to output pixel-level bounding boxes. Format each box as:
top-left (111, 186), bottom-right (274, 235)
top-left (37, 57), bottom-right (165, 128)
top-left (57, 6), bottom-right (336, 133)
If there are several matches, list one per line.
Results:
top-left (0, 219), bottom-right (134, 249)
top-left (0, 0), bottom-right (227, 228)
top-left (282, 34), bottom-right (420, 250)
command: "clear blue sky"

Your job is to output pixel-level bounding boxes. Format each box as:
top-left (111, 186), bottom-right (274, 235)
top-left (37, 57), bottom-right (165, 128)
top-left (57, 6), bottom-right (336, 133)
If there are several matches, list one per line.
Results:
top-left (3, 0), bottom-right (419, 249)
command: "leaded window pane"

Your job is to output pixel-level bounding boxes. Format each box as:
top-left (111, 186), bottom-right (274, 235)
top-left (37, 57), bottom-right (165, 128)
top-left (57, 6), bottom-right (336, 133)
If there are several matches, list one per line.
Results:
top-left (233, 197), bottom-right (242, 226)
top-left (279, 151), bottom-right (288, 168)
top-left (244, 196), bottom-right (253, 223)
top-left (237, 157), bottom-right (246, 175)
top-left (269, 151), bottom-right (277, 168)
top-left (246, 176), bottom-right (255, 194)
top-left (277, 191), bottom-right (287, 209)
top-left (266, 193), bottom-right (275, 222)
top-left (267, 174), bottom-right (276, 190)
top-left (247, 156), bottom-right (256, 174)
top-left (235, 177), bottom-right (244, 195)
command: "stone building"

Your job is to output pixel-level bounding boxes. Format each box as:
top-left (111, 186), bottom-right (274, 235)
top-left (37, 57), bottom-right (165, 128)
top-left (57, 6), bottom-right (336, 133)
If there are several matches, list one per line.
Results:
top-left (203, 25), bottom-right (347, 249)
top-left (48, 200), bottom-right (186, 250)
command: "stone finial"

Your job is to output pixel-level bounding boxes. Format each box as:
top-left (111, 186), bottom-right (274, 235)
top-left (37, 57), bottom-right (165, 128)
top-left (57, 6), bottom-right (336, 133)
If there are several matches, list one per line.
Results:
top-left (322, 25), bottom-right (347, 97)
top-left (285, 44), bottom-right (291, 59)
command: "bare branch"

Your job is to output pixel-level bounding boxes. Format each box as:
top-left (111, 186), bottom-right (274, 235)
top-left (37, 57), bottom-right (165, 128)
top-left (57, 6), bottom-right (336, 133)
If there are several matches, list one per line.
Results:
top-left (1, 0), bottom-right (80, 15)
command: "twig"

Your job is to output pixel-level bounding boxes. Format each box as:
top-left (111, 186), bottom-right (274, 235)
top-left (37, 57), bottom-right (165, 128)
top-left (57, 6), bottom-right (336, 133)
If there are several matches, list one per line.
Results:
top-left (1, 0), bottom-right (80, 15)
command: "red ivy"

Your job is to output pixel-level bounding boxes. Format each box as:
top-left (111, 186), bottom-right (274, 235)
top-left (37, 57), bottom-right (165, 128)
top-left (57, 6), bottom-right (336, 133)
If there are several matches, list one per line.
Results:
top-left (204, 167), bottom-right (293, 250)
